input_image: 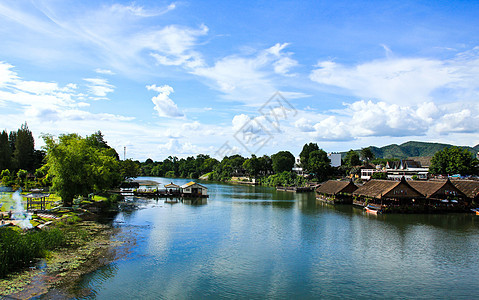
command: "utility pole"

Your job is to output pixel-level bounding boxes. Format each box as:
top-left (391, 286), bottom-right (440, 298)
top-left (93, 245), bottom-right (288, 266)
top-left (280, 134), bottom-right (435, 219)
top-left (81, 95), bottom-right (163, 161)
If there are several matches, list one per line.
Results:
top-left (124, 146), bottom-right (126, 160)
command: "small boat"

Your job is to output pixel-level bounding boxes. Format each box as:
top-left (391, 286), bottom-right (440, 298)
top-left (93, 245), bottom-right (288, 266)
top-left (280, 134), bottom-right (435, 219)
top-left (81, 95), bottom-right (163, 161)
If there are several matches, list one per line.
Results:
top-left (364, 205), bottom-right (381, 214)
top-left (471, 208), bottom-right (479, 215)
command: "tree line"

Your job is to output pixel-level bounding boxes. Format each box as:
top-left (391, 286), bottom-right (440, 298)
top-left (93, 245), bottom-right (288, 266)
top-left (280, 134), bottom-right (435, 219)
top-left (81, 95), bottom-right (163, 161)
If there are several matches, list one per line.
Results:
top-left (1, 124), bottom-right (477, 207)
top-left (136, 143), bottom-right (335, 184)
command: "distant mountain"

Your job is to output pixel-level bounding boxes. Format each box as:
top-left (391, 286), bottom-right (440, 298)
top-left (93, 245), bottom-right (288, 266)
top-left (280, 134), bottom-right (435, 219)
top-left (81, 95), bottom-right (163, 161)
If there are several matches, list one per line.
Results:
top-left (341, 141), bottom-right (478, 159)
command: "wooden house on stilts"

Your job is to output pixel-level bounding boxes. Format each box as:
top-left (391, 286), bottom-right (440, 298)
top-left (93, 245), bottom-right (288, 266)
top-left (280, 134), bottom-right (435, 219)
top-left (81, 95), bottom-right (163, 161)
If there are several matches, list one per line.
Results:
top-left (353, 177), bottom-right (423, 212)
top-left (409, 179), bottom-right (468, 211)
top-left (452, 180), bottom-right (479, 205)
top-left (316, 180), bottom-right (357, 204)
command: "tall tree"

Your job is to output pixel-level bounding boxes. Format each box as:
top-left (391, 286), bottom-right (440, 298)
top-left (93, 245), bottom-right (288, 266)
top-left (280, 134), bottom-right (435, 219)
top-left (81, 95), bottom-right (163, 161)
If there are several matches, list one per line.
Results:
top-left (343, 149), bottom-right (360, 167)
top-left (271, 151), bottom-right (295, 173)
top-left (360, 147), bottom-right (375, 163)
top-left (8, 131), bottom-right (16, 155)
top-left (299, 143), bottom-right (319, 172)
top-left (258, 155), bottom-right (273, 175)
top-left (14, 123), bottom-right (35, 171)
top-left (43, 133), bottom-right (122, 206)
top-left (430, 146), bottom-right (478, 175)
top-left (243, 155), bottom-right (260, 177)
top-left (308, 149), bottom-right (331, 182)
top-left (0, 130), bottom-right (12, 171)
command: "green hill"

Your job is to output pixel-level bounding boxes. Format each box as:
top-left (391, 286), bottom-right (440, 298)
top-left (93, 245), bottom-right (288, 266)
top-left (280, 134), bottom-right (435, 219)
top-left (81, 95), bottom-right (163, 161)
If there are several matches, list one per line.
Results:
top-left (342, 141), bottom-right (478, 159)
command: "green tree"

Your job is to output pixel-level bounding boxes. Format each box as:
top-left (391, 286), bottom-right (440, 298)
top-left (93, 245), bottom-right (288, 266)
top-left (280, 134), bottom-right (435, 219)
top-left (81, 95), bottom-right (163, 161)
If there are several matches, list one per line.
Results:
top-left (14, 123), bottom-right (35, 171)
top-left (16, 169), bottom-right (28, 187)
top-left (271, 151), bottom-right (295, 174)
top-left (308, 149), bottom-right (331, 181)
top-left (371, 172), bottom-right (387, 179)
top-left (343, 149), bottom-right (360, 167)
top-left (243, 155), bottom-right (260, 177)
top-left (8, 131), bottom-right (16, 155)
top-left (299, 143), bottom-right (319, 172)
top-left (1, 169), bottom-right (12, 186)
top-left (43, 133), bottom-right (122, 207)
top-left (360, 147), bottom-right (375, 163)
top-left (257, 155), bottom-right (272, 175)
top-left (201, 158), bottom-right (218, 174)
top-left (429, 146), bottom-right (478, 175)
top-left (120, 159), bottom-right (140, 180)
top-left (0, 130), bottom-right (12, 171)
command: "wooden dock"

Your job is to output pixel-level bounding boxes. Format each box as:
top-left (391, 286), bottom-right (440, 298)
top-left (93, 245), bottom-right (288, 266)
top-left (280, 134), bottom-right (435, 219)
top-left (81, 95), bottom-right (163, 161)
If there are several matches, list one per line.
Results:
top-left (276, 186), bottom-right (315, 192)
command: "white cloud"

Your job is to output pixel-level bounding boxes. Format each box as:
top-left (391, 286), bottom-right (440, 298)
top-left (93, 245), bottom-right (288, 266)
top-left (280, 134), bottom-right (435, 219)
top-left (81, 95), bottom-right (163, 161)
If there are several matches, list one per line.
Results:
top-left (146, 24), bottom-right (208, 69)
top-left (0, 61), bottom-right (18, 87)
top-left (110, 3), bottom-right (176, 17)
top-left (310, 48), bottom-right (479, 105)
top-left (192, 43), bottom-right (299, 104)
top-left (95, 68), bottom-right (115, 75)
top-left (232, 114), bottom-right (251, 131)
top-left (266, 43), bottom-right (298, 76)
top-left (312, 116), bottom-right (353, 141)
top-left (182, 121), bottom-right (201, 131)
top-left (434, 108), bottom-right (479, 135)
top-left (294, 117), bottom-right (315, 132)
top-left (146, 84), bottom-right (184, 118)
top-left (289, 99), bottom-right (479, 143)
top-left (83, 78), bottom-right (115, 98)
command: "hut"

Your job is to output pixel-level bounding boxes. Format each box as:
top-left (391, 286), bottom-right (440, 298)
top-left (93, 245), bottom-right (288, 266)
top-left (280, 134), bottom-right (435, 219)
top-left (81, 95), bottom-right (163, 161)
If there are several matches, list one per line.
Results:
top-left (409, 179), bottom-right (468, 209)
top-left (164, 182), bottom-right (181, 195)
top-left (181, 181), bottom-right (208, 198)
top-left (23, 193), bottom-right (51, 211)
top-left (353, 177), bottom-right (423, 211)
top-left (452, 180), bottom-right (479, 205)
top-left (316, 180), bottom-right (357, 204)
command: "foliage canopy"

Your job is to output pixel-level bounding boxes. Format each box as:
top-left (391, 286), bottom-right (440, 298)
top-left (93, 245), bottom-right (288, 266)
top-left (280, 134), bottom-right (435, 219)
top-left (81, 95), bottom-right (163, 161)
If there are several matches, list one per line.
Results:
top-left (429, 146), bottom-right (478, 175)
top-left (43, 133), bottom-right (122, 206)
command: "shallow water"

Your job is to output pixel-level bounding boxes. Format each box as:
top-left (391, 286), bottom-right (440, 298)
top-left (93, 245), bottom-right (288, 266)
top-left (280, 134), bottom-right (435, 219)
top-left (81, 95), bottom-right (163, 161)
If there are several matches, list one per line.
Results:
top-left (72, 177), bottom-right (479, 299)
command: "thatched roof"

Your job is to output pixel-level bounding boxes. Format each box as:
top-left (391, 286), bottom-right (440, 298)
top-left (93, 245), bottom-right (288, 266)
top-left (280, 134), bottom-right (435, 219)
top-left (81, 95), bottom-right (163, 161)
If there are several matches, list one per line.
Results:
top-left (353, 178), bottom-right (422, 199)
top-left (452, 180), bottom-right (479, 199)
top-left (317, 180), bottom-right (357, 195)
top-left (409, 179), bottom-right (465, 199)
top-left (407, 156), bottom-right (432, 167)
top-left (164, 182), bottom-right (180, 188)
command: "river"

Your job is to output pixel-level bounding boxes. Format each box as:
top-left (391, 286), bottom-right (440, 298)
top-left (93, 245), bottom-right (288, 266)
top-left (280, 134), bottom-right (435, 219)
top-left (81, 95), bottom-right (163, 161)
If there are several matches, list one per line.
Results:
top-left (69, 177), bottom-right (479, 299)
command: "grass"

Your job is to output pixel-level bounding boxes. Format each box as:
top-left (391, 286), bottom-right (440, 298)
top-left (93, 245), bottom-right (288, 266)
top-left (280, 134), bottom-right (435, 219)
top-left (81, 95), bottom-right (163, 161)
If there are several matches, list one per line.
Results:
top-left (0, 227), bottom-right (66, 278)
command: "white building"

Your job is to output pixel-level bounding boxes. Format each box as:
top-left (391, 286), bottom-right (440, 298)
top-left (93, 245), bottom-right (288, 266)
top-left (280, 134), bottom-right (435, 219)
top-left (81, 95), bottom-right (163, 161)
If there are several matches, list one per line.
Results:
top-left (180, 181), bottom-right (208, 197)
top-left (360, 160), bottom-right (429, 181)
top-left (328, 153), bottom-right (342, 167)
top-left (292, 157), bottom-right (303, 175)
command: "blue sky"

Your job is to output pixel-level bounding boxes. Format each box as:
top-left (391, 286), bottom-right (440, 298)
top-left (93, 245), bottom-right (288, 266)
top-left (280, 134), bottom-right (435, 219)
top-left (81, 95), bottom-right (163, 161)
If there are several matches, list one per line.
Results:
top-left (1, 0), bottom-right (478, 160)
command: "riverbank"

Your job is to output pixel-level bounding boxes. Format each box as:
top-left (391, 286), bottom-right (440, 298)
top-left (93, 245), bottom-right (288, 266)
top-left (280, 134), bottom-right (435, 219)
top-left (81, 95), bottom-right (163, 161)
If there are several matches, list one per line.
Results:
top-left (0, 219), bottom-right (123, 298)
top-left (0, 193), bottom-right (126, 298)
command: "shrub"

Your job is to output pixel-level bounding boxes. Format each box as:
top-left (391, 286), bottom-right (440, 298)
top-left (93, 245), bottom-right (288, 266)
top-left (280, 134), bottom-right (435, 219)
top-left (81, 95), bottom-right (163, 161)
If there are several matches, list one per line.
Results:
top-left (0, 227), bottom-right (65, 277)
top-left (165, 171), bottom-right (175, 178)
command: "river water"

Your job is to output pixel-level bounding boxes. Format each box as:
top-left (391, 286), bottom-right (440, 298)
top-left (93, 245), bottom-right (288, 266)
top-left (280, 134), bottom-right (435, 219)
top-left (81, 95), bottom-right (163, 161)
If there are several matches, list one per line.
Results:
top-left (72, 177), bottom-right (479, 299)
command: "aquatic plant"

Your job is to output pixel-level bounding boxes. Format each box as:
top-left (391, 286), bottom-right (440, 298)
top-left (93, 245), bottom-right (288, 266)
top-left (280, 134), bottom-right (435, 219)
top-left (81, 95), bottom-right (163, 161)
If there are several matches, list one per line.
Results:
top-left (0, 227), bottom-right (65, 278)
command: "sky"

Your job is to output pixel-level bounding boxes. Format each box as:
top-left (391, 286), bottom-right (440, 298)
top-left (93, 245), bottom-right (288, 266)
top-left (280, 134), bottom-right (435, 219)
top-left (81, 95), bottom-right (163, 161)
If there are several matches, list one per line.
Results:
top-left (0, 0), bottom-right (478, 161)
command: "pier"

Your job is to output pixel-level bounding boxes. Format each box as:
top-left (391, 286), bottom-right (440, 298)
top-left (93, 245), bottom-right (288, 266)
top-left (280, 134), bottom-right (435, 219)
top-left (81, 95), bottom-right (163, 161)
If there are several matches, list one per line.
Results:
top-left (116, 181), bottom-right (209, 199)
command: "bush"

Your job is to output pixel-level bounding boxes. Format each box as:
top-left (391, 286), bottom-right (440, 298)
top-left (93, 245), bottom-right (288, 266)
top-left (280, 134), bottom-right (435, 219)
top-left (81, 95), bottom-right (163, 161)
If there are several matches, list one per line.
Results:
top-left (260, 171), bottom-right (307, 187)
top-left (371, 172), bottom-right (387, 179)
top-left (165, 171), bottom-right (175, 178)
top-left (0, 227), bottom-right (65, 277)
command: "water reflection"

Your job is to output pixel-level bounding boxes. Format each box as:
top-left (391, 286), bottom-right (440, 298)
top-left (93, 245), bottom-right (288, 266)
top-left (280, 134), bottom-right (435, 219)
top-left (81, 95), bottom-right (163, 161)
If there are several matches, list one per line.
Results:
top-left (73, 177), bottom-right (479, 299)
